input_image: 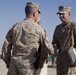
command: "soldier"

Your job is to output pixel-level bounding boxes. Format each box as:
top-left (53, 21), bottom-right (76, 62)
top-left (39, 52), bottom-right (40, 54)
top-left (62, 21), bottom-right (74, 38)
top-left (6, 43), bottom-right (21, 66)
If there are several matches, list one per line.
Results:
top-left (2, 2), bottom-right (54, 75)
top-left (52, 6), bottom-right (76, 75)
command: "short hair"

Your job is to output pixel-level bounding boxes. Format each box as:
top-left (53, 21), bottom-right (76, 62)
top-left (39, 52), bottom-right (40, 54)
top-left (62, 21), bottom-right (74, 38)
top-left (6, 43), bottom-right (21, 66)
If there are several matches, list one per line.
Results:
top-left (25, 6), bottom-right (37, 15)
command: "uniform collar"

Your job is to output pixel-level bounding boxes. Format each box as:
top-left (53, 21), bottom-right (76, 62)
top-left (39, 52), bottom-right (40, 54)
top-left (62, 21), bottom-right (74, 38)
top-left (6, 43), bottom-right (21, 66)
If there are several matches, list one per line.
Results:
top-left (62, 20), bottom-right (71, 28)
top-left (24, 18), bottom-right (35, 22)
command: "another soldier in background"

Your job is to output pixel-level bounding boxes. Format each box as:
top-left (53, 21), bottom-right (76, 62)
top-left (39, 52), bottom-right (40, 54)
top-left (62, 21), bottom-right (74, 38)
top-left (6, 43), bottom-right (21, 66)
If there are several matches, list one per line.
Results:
top-left (35, 16), bottom-right (48, 75)
top-left (2, 2), bottom-right (54, 75)
top-left (35, 16), bottom-right (42, 75)
top-left (51, 55), bottom-right (57, 67)
top-left (52, 6), bottom-right (76, 75)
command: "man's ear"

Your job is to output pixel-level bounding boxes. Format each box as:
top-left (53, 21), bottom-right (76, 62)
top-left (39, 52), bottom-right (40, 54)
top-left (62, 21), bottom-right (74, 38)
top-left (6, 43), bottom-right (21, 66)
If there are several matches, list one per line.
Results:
top-left (33, 12), bottom-right (36, 17)
top-left (68, 11), bottom-right (70, 16)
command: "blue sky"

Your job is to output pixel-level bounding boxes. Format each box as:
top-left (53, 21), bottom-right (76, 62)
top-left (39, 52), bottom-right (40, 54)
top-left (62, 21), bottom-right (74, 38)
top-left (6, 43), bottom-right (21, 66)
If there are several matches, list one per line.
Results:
top-left (0, 0), bottom-right (76, 51)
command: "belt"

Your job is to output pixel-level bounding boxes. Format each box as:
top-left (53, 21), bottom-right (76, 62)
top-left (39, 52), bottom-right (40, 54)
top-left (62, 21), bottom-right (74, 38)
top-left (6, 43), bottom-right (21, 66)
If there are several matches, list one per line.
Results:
top-left (12, 55), bottom-right (30, 60)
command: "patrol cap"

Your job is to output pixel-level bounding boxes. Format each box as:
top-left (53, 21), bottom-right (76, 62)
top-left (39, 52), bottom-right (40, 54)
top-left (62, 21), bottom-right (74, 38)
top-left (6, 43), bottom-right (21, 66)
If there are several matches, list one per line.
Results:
top-left (26, 2), bottom-right (41, 14)
top-left (57, 6), bottom-right (71, 14)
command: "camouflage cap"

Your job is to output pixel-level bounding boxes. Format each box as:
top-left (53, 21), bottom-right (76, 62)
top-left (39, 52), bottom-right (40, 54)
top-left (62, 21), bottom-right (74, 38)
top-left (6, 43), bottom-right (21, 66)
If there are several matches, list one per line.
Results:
top-left (26, 2), bottom-right (41, 14)
top-left (57, 6), bottom-right (71, 14)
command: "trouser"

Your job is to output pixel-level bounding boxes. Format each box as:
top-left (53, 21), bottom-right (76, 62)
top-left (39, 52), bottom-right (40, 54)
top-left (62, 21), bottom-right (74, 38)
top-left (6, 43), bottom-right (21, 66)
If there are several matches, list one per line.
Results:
top-left (57, 52), bottom-right (76, 75)
top-left (57, 64), bottom-right (76, 75)
top-left (7, 57), bottom-right (37, 75)
top-left (51, 56), bottom-right (57, 66)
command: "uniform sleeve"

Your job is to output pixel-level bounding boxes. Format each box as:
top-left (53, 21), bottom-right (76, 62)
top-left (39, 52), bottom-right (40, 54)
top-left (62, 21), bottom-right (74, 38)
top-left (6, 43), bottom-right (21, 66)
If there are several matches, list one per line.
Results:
top-left (41, 29), bottom-right (54, 55)
top-left (38, 29), bottom-right (54, 68)
top-left (2, 28), bottom-right (12, 66)
top-left (52, 26), bottom-right (59, 54)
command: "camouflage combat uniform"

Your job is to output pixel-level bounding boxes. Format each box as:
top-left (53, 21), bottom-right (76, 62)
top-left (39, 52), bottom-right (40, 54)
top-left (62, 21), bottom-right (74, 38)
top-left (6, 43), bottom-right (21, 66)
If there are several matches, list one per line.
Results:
top-left (2, 18), bottom-right (54, 75)
top-left (52, 21), bottom-right (76, 75)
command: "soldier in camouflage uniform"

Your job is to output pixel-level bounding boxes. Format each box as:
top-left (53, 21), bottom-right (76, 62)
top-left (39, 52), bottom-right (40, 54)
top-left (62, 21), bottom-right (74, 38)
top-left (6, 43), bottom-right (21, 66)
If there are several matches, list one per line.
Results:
top-left (52, 6), bottom-right (76, 75)
top-left (2, 2), bottom-right (54, 75)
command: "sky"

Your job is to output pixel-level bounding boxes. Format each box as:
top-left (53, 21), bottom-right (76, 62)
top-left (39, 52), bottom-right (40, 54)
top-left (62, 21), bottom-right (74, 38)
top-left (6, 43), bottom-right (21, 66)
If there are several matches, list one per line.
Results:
top-left (0, 0), bottom-right (76, 51)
